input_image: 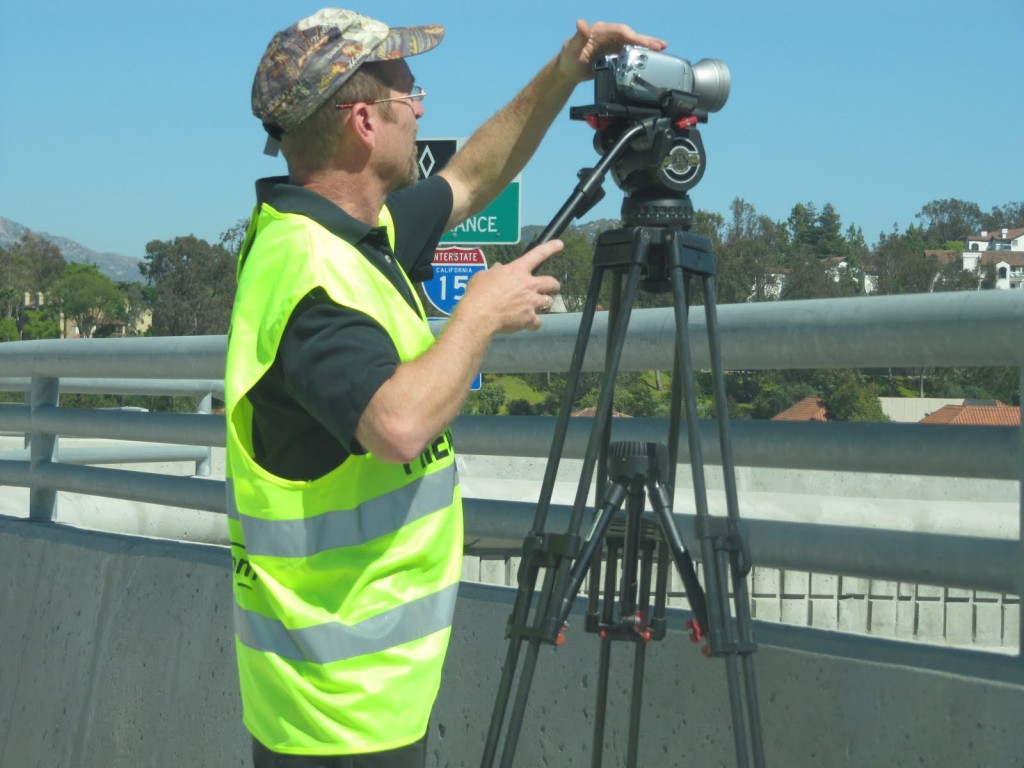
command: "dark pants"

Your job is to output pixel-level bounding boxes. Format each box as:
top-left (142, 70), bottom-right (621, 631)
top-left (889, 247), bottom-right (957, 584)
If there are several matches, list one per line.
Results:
top-left (252, 736), bottom-right (427, 768)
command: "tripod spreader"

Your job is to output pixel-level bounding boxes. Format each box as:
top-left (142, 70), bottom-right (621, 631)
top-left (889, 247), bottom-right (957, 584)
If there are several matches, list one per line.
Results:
top-left (548, 442), bottom-right (710, 645)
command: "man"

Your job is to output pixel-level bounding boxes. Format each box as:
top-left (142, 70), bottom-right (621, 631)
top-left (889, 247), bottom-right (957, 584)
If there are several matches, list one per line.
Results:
top-left (225, 9), bottom-right (667, 767)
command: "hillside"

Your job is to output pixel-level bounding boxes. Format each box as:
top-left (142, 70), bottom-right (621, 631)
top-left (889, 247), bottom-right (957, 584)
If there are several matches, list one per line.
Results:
top-left (520, 217), bottom-right (621, 246)
top-left (0, 216), bottom-right (143, 283)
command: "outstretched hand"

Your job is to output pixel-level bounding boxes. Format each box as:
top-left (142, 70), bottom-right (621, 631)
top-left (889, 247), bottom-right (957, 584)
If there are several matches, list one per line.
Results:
top-left (558, 19), bottom-right (669, 83)
top-left (455, 240), bottom-right (563, 335)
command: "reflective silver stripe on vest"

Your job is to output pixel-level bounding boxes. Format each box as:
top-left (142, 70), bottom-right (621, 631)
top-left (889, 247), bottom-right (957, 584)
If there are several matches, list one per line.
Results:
top-left (234, 581), bottom-right (459, 664)
top-left (225, 479), bottom-right (239, 520)
top-left (232, 463), bottom-right (456, 558)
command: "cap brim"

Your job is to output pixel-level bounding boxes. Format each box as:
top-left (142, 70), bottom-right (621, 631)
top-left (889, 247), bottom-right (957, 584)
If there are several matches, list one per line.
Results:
top-left (367, 23), bottom-right (445, 64)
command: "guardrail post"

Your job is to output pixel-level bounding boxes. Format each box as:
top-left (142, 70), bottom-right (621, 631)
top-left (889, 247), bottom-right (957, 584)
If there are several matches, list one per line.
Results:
top-left (29, 374), bottom-right (59, 521)
top-left (195, 391), bottom-right (212, 477)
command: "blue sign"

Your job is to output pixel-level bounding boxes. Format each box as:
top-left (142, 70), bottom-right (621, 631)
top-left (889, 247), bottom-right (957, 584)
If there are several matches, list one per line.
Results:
top-left (423, 247), bottom-right (487, 316)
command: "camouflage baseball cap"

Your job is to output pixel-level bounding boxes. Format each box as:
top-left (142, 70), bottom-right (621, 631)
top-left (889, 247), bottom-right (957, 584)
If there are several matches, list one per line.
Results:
top-left (252, 8), bottom-right (444, 140)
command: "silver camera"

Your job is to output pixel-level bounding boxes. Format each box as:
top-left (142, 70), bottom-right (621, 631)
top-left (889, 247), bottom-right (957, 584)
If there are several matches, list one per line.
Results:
top-left (610, 46), bottom-right (730, 114)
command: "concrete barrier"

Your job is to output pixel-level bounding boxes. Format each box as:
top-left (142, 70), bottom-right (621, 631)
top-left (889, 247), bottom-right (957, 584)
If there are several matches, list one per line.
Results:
top-left (2, 517), bottom-right (1022, 767)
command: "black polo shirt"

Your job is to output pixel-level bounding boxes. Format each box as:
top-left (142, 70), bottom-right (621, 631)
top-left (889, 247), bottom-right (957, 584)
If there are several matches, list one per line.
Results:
top-left (244, 175), bottom-right (453, 480)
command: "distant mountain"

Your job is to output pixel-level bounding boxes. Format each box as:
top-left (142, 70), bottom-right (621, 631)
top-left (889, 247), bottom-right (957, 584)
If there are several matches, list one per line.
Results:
top-left (0, 216), bottom-right (143, 283)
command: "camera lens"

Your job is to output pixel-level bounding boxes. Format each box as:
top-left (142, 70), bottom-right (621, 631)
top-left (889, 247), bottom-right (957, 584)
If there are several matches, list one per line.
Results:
top-left (691, 59), bottom-right (730, 113)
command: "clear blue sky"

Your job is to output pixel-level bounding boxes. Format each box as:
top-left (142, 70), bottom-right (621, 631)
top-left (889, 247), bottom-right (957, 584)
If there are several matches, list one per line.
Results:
top-left (1, 0), bottom-right (1021, 260)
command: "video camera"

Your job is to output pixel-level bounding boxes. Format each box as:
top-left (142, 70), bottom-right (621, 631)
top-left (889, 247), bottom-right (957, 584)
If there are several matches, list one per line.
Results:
top-left (570, 46), bottom-right (730, 219)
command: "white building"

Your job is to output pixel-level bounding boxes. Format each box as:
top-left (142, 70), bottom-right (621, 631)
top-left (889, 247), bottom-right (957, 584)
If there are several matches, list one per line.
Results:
top-left (962, 226), bottom-right (1024, 290)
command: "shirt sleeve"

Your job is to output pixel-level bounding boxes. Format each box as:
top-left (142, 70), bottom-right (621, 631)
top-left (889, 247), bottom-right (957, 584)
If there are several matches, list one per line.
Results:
top-left (248, 289), bottom-right (400, 480)
top-left (278, 292), bottom-right (398, 453)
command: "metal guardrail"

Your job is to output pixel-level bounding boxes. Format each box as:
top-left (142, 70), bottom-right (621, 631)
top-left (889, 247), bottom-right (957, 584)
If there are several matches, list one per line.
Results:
top-left (1, 291), bottom-right (1022, 664)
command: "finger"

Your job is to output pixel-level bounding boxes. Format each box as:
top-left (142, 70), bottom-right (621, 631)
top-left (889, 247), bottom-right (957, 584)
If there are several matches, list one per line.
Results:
top-left (516, 239), bottom-right (564, 273)
top-left (590, 22), bottom-right (668, 53)
top-left (631, 33), bottom-right (668, 51)
top-left (535, 275), bottom-right (561, 295)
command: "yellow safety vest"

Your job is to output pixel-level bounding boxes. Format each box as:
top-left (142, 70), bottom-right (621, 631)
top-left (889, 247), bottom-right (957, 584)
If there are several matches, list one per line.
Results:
top-left (224, 201), bottom-right (462, 755)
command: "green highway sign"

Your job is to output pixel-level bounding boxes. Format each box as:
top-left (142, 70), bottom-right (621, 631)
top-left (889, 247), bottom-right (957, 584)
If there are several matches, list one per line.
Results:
top-left (416, 138), bottom-right (521, 246)
top-left (440, 182), bottom-right (520, 245)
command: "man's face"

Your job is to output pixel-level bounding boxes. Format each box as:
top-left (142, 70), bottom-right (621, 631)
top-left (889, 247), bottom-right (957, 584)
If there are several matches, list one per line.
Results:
top-left (375, 60), bottom-right (423, 191)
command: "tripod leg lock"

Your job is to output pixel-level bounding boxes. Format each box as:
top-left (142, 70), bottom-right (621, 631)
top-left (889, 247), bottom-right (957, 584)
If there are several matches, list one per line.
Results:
top-left (695, 518), bottom-right (753, 578)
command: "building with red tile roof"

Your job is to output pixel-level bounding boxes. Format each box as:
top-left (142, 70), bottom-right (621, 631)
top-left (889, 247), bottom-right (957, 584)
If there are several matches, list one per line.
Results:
top-left (771, 396), bottom-right (828, 422)
top-left (918, 401), bottom-right (1021, 426)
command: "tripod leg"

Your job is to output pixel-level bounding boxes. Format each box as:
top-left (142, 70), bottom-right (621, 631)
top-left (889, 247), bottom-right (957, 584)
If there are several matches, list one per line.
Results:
top-left (625, 535), bottom-right (657, 767)
top-left (556, 483), bottom-right (628, 631)
top-left (480, 577), bottom-right (533, 766)
top-left (648, 481), bottom-right (708, 639)
top-left (495, 476), bottom-right (631, 768)
top-left (591, 534), bottom-right (620, 768)
top-left (483, 265), bottom-right (609, 768)
top-left (701, 275), bottom-right (766, 766)
top-left (668, 259), bottom-right (758, 768)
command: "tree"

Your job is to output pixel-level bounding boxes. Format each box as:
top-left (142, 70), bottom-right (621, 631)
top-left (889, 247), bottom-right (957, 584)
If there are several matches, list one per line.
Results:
top-left (20, 307), bottom-right (61, 340)
top-left (0, 233), bottom-right (67, 318)
top-left (987, 201), bottom-right (1024, 230)
top-left (0, 285), bottom-right (17, 321)
top-left (749, 372), bottom-right (817, 419)
top-left (219, 218), bottom-right (250, 256)
top-left (52, 263), bottom-right (124, 338)
top-left (787, 202), bottom-right (818, 253)
top-left (779, 246), bottom-right (835, 300)
top-left (787, 201), bottom-right (848, 261)
top-left (933, 261), bottom-right (979, 292)
top-left (140, 235), bottom-right (236, 335)
top-left (461, 380), bottom-right (507, 416)
top-left (687, 208), bottom-right (723, 247)
top-left (717, 198), bottom-right (786, 303)
top-left (117, 281), bottom-right (150, 336)
top-left (873, 225), bottom-right (936, 295)
top-left (915, 198), bottom-right (985, 248)
top-left (819, 370), bottom-right (888, 422)
top-left (816, 203), bottom-right (847, 260)
top-left (0, 317), bottom-right (18, 342)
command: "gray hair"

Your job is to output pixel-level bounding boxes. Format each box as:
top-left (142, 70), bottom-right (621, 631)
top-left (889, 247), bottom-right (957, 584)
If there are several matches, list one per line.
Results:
top-left (281, 63), bottom-right (395, 173)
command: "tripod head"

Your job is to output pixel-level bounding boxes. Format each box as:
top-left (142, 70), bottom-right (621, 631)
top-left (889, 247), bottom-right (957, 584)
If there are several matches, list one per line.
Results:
top-left (525, 48), bottom-right (728, 253)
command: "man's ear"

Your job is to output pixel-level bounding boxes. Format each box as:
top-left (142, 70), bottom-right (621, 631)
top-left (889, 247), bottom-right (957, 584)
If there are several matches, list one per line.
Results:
top-left (344, 103), bottom-right (378, 150)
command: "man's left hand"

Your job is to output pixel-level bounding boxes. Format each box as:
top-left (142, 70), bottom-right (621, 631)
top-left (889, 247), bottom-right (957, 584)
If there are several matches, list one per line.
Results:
top-left (558, 20), bottom-right (669, 83)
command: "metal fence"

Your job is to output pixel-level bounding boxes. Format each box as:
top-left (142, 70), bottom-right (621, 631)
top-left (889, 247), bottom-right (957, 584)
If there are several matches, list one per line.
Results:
top-left (1, 290), bottom-right (1022, 673)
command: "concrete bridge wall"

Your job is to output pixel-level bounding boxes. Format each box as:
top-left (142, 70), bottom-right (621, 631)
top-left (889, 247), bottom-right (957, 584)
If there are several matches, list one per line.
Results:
top-left (2, 517), bottom-right (1021, 768)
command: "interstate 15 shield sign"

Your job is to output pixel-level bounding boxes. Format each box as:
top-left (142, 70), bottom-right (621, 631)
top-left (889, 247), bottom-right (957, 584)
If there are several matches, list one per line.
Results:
top-left (423, 247), bottom-right (487, 316)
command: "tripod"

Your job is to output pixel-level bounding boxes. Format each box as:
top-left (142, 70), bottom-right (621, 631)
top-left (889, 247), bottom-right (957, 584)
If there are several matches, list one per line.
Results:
top-left (480, 119), bottom-right (764, 768)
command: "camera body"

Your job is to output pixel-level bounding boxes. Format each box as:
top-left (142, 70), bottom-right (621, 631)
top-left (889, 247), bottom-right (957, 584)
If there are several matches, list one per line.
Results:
top-left (594, 46), bottom-right (730, 118)
top-left (570, 47), bottom-right (730, 219)
top-left (613, 46), bottom-right (694, 104)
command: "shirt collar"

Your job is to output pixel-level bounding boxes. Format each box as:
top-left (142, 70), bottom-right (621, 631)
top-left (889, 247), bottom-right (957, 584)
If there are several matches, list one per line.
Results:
top-left (254, 176), bottom-right (383, 246)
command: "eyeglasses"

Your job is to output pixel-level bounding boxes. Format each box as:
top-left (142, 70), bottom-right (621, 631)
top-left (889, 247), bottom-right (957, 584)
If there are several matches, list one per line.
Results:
top-left (335, 85), bottom-right (427, 111)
